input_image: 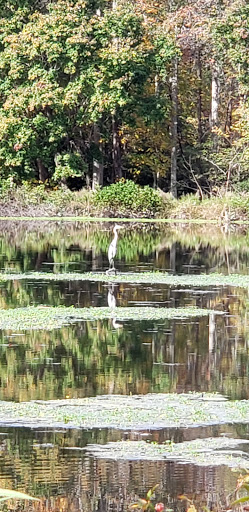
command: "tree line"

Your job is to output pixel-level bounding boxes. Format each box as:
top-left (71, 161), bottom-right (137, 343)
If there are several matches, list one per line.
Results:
top-left (0, 0), bottom-right (248, 197)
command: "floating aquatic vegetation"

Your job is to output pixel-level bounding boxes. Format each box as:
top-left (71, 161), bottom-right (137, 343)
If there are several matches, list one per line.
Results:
top-left (0, 271), bottom-right (248, 288)
top-left (85, 438), bottom-right (249, 468)
top-left (0, 306), bottom-right (216, 331)
top-left (0, 216), bottom-right (214, 223)
top-left (1, 392), bottom-right (249, 430)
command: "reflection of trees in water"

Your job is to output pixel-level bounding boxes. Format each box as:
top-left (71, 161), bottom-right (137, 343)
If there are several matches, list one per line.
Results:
top-left (0, 221), bottom-right (249, 400)
top-left (2, 222), bottom-right (249, 508)
top-left (0, 223), bottom-right (161, 273)
top-left (0, 427), bottom-right (238, 512)
top-left (1, 221), bottom-right (249, 273)
top-left (0, 320), bottom-right (156, 401)
top-left (0, 297), bottom-right (249, 400)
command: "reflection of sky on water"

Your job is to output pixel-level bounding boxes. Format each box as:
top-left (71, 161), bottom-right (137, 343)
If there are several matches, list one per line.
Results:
top-left (0, 222), bottom-right (249, 509)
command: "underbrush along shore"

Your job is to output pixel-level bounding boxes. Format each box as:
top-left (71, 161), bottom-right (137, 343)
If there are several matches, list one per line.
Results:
top-left (1, 184), bottom-right (249, 221)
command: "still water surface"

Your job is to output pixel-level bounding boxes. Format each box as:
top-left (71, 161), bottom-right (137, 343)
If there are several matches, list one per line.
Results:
top-left (0, 221), bottom-right (249, 511)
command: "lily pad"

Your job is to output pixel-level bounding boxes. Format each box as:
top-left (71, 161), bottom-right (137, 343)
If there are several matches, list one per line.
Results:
top-left (86, 438), bottom-right (249, 468)
top-left (1, 392), bottom-right (249, 430)
top-left (0, 306), bottom-right (217, 331)
top-left (0, 271), bottom-right (248, 288)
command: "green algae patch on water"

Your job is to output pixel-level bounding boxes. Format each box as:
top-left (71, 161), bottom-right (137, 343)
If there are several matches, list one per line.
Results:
top-left (0, 305), bottom-right (217, 331)
top-left (0, 271), bottom-right (249, 288)
top-left (0, 216), bottom-right (216, 223)
top-left (1, 393), bottom-right (249, 430)
top-left (85, 438), bottom-right (249, 468)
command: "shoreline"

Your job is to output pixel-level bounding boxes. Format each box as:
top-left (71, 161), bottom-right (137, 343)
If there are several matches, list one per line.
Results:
top-left (0, 215), bottom-right (219, 223)
top-left (0, 184), bottom-right (248, 222)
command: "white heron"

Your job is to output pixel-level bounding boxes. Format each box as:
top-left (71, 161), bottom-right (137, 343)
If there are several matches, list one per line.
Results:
top-left (106, 224), bottom-right (123, 274)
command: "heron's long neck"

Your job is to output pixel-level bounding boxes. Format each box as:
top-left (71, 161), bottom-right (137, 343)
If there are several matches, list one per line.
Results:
top-left (113, 229), bottom-right (118, 242)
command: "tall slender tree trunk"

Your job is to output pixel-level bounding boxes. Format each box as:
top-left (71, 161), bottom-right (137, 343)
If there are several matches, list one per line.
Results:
top-left (37, 158), bottom-right (49, 182)
top-left (211, 63), bottom-right (220, 152)
top-left (153, 74), bottom-right (160, 188)
top-left (112, 114), bottom-right (122, 181)
top-left (92, 123), bottom-right (103, 190)
top-left (110, 0), bottom-right (122, 182)
top-left (224, 79), bottom-right (234, 133)
top-left (92, 6), bottom-right (104, 191)
top-left (170, 57), bottom-right (178, 198)
top-left (196, 49), bottom-right (203, 144)
top-left (155, 74), bottom-right (159, 96)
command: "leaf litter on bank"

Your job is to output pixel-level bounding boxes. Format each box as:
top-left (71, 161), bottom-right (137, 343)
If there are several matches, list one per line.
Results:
top-left (0, 271), bottom-right (248, 288)
top-left (0, 306), bottom-right (218, 331)
top-left (85, 438), bottom-right (249, 468)
top-left (2, 392), bottom-right (249, 430)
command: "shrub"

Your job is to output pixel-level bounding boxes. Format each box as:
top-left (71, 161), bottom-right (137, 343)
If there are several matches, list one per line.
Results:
top-left (94, 180), bottom-right (162, 215)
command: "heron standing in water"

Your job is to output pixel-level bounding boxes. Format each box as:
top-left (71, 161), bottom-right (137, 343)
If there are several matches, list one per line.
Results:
top-left (106, 224), bottom-right (123, 274)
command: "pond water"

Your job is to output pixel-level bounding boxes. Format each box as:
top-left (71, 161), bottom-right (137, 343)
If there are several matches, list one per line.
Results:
top-left (1, 220), bottom-right (249, 511)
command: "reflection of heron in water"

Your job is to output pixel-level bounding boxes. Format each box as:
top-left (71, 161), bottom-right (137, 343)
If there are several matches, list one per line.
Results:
top-left (107, 283), bottom-right (116, 309)
top-left (106, 224), bottom-right (123, 274)
top-left (107, 283), bottom-right (123, 329)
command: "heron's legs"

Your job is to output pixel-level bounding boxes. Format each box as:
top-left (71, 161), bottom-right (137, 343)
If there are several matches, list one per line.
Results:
top-left (106, 257), bottom-right (117, 275)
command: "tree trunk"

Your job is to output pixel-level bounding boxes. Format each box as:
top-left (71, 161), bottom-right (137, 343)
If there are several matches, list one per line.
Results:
top-left (92, 123), bottom-right (103, 190)
top-left (92, 7), bottom-right (104, 190)
top-left (196, 49), bottom-right (203, 144)
top-left (112, 114), bottom-right (122, 181)
top-left (224, 79), bottom-right (234, 133)
top-left (211, 63), bottom-right (220, 151)
top-left (155, 74), bottom-right (159, 97)
top-left (37, 158), bottom-right (49, 182)
top-left (170, 57), bottom-right (178, 198)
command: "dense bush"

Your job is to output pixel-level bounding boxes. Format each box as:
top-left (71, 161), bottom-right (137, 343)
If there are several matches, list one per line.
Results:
top-left (94, 180), bottom-right (162, 216)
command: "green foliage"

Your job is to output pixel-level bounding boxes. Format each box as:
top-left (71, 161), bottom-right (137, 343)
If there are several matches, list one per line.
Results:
top-left (130, 485), bottom-right (161, 511)
top-left (0, 182), bottom-right (94, 216)
top-left (231, 472), bottom-right (249, 507)
top-left (53, 152), bottom-right (87, 183)
top-left (235, 179), bottom-right (249, 193)
top-left (1, 0), bottom-right (249, 197)
top-left (94, 180), bottom-right (162, 215)
top-left (0, 0), bottom-right (174, 184)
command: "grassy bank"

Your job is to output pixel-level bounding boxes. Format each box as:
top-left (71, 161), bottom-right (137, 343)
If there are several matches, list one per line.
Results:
top-left (0, 181), bottom-right (249, 220)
